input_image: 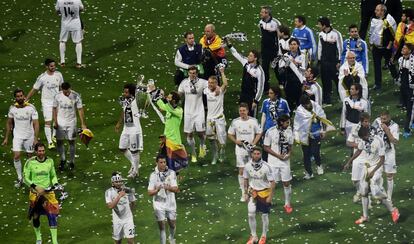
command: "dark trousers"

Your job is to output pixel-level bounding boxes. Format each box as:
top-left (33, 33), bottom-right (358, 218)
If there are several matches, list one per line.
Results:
top-left (262, 55), bottom-right (276, 92)
top-left (174, 70), bottom-right (185, 86)
top-left (320, 61), bottom-right (338, 104)
top-left (359, 0), bottom-right (380, 40)
top-left (240, 95), bottom-right (256, 117)
top-left (301, 137), bottom-right (321, 175)
top-left (405, 99), bottom-right (414, 132)
top-left (372, 47), bottom-right (398, 88)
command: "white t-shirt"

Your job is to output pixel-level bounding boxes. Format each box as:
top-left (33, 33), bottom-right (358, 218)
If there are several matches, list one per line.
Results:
top-left (8, 104), bottom-right (38, 139)
top-left (203, 87), bottom-right (225, 119)
top-left (178, 78), bottom-right (208, 117)
top-left (228, 117), bottom-right (262, 155)
top-left (147, 169), bottom-right (178, 211)
top-left (357, 136), bottom-right (385, 167)
top-left (372, 118), bottom-right (399, 154)
top-left (243, 160), bottom-right (274, 190)
top-left (33, 71), bottom-right (64, 106)
top-left (105, 187), bottom-right (136, 223)
top-left (55, 0), bottom-right (84, 31)
top-left (120, 96), bottom-right (142, 134)
top-left (53, 91), bottom-right (83, 127)
top-left (263, 126), bottom-right (293, 167)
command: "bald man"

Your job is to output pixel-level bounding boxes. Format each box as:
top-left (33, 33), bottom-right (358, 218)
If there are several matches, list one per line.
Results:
top-left (199, 24), bottom-right (227, 78)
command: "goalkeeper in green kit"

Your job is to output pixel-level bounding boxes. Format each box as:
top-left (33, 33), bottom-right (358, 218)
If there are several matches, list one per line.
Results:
top-left (24, 142), bottom-right (63, 244)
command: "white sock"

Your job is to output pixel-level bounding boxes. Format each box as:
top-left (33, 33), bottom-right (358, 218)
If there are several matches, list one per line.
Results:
top-left (13, 159), bottom-right (22, 180)
top-left (361, 196), bottom-right (369, 218)
top-left (69, 142), bottom-right (75, 163)
top-left (186, 136), bottom-right (196, 155)
top-left (261, 213), bottom-right (269, 237)
top-left (131, 152), bottom-right (140, 174)
top-left (238, 174), bottom-right (244, 194)
top-left (44, 125), bottom-right (52, 144)
top-left (354, 181), bottom-right (360, 195)
top-left (123, 150), bottom-right (133, 163)
top-left (59, 42), bottom-right (66, 64)
top-left (284, 185), bottom-right (292, 206)
top-left (57, 141), bottom-right (66, 161)
top-left (75, 43), bottom-right (82, 64)
top-left (210, 139), bottom-right (217, 159)
top-left (387, 178), bottom-right (394, 201)
top-left (160, 228), bottom-right (166, 244)
top-left (248, 213), bottom-right (257, 237)
top-left (382, 198), bottom-right (394, 212)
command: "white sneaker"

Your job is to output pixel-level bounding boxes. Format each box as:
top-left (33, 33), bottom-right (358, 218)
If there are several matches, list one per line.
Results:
top-left (169, 237), bottom-right (176, 244)
top-left (240, 196), bottom-right (246, 202)
top-left (128, 167), bottom-right (134, 175)
top-left (303, 173), bottom-right (314, 180)
top-left (36, 240), bottom-right (42, 244)
top-left (14, 179), bottom-right (23, 188)
top-left (127, 171), bottom-right (138, 178)
top-left (316, 165), bottom-right (324, 175)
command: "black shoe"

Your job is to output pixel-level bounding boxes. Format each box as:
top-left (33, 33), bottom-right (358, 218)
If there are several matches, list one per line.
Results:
top-left (69, 161), bottom-right (75, 170)
top-left (59, 160), bottom-right (66, 171)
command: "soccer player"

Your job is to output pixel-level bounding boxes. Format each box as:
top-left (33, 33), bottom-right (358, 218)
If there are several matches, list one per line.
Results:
top-left (156, 91), bottom-right (188, 173)
top-left (263, 115), bottom-right (294, 214)
top-left (398, 44), bottom-right (414, 138)
top-left (105, 172), bottom-right (136, 244)
top-left (228, 103), bottom-right (262, 202)
top-left (148, 155), bottom-right (179, 244)
top-left (340, 83), bottom-right (369, 139)
top-left (317, 17), bottom-right (343, 106)
top-left (178, 66), bottom-right (208, 163)
top-left (55, 0), bottom-right (84, 68)
top-left (302, 66), bottom-right (323, 106)
top-left (23, 142), bottom-right (62, 244)
top-left (345, 126), bottom-right (399, 224)
top-left (115, 83), bottom-right (143, 178)
top-left (372, 111), bottom-right (399, 202)
top-left (243, 147), bottom-right (275, 244)
top-left (53, 82), bottom-right (87, 170)
top-left (292, 15), bottom-right (317, 63)
top-left (344, 112), bottom-right (372, 203)
top-left (2, 89), bottom-right (39, 188)
top-left (204, 67), bottom-right (228, 164)
top-left (26, 58), bottom-right (64, 149)
top-left (227, 41), bottom-right (265, 117)
top-left (340, 24), bottom-right (369, 75)
top-left (294, 95), bottom-right (329, 179)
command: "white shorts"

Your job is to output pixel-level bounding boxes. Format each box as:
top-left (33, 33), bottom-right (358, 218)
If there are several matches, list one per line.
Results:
top-left (271, 164), bottom-right (292, 182)
top-left (384, 151), bottom-right (396, 174)
top-left (112, 221), bottom-right (135, 241)
top-left (56, 126), bottom-right (77, 140)
top-left (12, 137), bottom-right (34, 153)
top-left (206, 116), bottom-right (226, 145)
top-left (154, 209), bottom-right (176, 222)
top-left (236, 152), bottom-right (250, 168)
top-left (184, 114), bottom-right (205, 133)
top-left (351, 160), bottom-right (364, 181)
top-left (42, 105), bottom-right (53, 122)
top-left (59, 28), bottom-right (83, 43)
top-left (360, 166), bottom-right (386, 199)
top-left (119, 133), bottom-right (143, 152)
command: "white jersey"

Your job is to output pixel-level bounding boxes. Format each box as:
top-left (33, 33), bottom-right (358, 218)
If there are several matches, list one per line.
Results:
top-left (8, 104), bottom-right (38, 139)
top-left (203, 87), bottom-right (224, 119)
top-left (243, 160), bottom-right (274, 190)
top-left (53, 91), bottom-right (82, 127)
top-left (105, 187), bottom-right (136, 223)
top-left (357, 135), bottom-right (385, 167)
top-left (33, 71), bottom-right (64, 106)
top-left (228, 117), bottom-right (262, 155)
top-left (372, 118), bottom-right (399, 154)
top-left (120, 96), bottom-right (142, 134)
top-left (178, 77), bottom-right (208, 116)
top-left (148, 169), bottom-right (178, 211)
top-left (55, 0), bottom-right (84, 31)
top-left (263, 126), bottom-right (293, 167)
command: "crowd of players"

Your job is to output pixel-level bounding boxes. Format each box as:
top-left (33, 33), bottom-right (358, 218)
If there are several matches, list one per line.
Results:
top-left (2, 0), bottom-right (414, 243)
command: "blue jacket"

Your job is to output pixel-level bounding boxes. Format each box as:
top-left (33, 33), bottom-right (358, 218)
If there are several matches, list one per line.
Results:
top-left (340, 38), bottom-right (369, 74)
top-left (292, 26), bottom-right (317, 60)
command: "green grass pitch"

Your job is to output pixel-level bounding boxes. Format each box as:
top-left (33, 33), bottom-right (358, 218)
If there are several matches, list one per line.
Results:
top-left (0, 0), bottom-right (413, 243)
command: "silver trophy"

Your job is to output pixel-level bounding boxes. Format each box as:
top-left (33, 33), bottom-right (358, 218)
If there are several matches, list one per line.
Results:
top-left (135, 75), bottom-right (164, 119)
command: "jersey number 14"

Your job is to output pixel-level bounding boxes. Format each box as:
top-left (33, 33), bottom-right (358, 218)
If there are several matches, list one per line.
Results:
top-left (63, 7), bottom-right (75, 17)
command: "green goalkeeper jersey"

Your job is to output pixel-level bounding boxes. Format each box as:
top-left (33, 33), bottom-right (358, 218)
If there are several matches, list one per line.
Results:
top-left (157, 99), bottom-right (183, 145)
top-left (24, 157), bottom-right (58, 188)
